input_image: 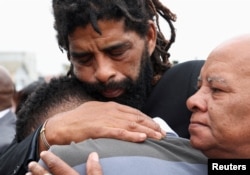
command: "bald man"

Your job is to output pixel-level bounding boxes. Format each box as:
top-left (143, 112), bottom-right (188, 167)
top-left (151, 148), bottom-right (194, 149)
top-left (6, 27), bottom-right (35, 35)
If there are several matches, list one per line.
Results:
top-left (0, 66), bottom-right (16, 154)
top-left (186, 33), bottom-right (250, 158)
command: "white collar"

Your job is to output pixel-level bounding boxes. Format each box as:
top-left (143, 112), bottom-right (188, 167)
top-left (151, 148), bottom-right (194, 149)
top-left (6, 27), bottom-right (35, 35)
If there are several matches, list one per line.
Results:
top-left (0, 108), bottom-right (11, 119)
top-left (153, 117), bottom-right (179, 137)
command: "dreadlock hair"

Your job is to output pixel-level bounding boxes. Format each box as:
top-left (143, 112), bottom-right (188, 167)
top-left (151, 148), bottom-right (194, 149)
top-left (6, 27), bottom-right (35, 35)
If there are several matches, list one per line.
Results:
top-left (52, 0), bottom-right (176, 83)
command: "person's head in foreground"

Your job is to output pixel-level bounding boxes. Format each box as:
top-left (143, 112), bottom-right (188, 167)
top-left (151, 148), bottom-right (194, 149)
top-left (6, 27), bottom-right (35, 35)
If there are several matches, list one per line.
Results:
top-left (187, 33), bottom-right (250, 158)
top-left (52, 0), bottom-right (176, 109)
top-left (15, 76), bottom-right (93, 142)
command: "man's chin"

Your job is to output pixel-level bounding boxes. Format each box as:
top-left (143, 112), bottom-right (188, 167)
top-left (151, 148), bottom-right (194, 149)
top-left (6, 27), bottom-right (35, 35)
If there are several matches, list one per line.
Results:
top-left (189, 136), bottom-right (208, 153)
top-left (189, 132), bottom-right (215, 154)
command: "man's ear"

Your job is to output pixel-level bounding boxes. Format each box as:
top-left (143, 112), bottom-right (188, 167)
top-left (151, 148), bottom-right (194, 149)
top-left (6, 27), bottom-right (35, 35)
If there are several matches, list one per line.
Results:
top-left (146, 20), bottom-right (157, 56)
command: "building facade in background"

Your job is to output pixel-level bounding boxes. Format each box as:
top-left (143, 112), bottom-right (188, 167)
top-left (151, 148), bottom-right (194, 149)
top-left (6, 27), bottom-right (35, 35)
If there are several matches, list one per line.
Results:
top-left (0, 52), bottom-right (38, 90)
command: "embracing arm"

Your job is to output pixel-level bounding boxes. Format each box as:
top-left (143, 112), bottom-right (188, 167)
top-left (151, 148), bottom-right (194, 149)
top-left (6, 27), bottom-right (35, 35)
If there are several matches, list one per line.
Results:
top-left (39, 101), bottom-right (165, 153)
top-left (1, 101), bottom-right (164, 175)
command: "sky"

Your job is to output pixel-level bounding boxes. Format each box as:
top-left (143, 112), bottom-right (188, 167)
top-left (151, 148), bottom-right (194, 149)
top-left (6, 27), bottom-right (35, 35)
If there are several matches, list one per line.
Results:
top-left (0, 0), bottom-right (250, 76)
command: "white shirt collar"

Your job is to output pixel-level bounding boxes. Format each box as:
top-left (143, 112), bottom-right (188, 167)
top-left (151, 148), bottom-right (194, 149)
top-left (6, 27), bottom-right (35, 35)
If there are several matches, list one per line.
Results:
top-left (0, 108), bottom-right (11, 119)
top-left (153, 117), bottom-right (179, 137)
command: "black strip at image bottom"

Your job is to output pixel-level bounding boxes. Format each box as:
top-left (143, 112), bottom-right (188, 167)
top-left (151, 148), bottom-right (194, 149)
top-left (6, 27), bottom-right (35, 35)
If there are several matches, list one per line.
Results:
top-left (208, 159), bottom-right (250, 175)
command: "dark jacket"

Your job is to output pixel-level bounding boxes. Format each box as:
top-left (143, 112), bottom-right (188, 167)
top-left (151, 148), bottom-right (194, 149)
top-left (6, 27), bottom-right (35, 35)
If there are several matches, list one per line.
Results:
top-left (0, 126), bottom-right (41, 175)
top-left (142, 60), bottom-right (205, 138)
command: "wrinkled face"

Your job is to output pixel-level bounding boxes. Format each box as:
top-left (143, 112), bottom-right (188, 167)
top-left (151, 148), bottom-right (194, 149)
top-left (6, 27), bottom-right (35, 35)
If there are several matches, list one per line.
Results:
top-left (186, 37), bottom-right (250, 158)
top-left (68, 19), bottom-right (156, 109)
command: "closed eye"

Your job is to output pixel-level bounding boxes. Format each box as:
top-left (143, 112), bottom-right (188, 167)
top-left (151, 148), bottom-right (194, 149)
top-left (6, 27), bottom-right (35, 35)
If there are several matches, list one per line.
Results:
top-left (211, 87), bottom-right (223, 93)
top-left (108, 49), bottom-right (126, 57)
top-left (104, 42), bottom-right (132, 60)
top-left (70, 52), bottom-right (93, 65)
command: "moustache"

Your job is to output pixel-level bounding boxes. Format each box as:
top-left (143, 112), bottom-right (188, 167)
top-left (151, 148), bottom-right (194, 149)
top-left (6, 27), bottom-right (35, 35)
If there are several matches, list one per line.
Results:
top-left (82, 78), bottom-right (134, 92)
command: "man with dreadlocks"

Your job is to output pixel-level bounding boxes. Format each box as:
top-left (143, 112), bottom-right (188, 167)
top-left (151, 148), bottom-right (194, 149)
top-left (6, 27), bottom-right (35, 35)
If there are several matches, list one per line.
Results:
top-left (51, 0), bottom-right (204, 139)
top-left (0, 0), bottom-right (204, 174)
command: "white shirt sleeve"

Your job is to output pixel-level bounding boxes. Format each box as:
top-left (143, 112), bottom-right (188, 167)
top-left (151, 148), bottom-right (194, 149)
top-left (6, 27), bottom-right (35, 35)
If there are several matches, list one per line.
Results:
top-left (153, 117), bottom-right (179, 137)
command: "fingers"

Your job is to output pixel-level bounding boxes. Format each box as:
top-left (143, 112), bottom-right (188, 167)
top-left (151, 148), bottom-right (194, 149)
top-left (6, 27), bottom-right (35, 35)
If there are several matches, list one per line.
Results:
top-left (119, 113), bottom-right (165, 140)
top-left (86, 102), bottom-right (166, 142)
top-left (126, 120), bottom-right (163, 140)
top-left (26, 151), bottom-right (103, 175)
top-left (86, 152), bottom-right (103, 175)
top-left (27, 151), bottom-right (103, 175)
top-left (42, 101), bottom-right (165, 146)
top-left (129, 114), bottom-right (166, 139)
top-left (27, 151), bottom-right (79, 175)
top-left (100, 128), bottom-right (160, 142)
top-left (26, 161), bottom-right (50, 175)
top-left (41, 151), bottom-right (79, 175)
top-left (114, 102), bottom-right (166, 139)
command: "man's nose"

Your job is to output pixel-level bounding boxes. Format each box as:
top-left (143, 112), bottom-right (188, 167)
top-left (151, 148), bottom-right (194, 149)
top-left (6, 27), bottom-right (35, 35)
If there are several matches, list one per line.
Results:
top-left (94, 56), bottom-right (116, 83)
top-left (186, 89), bottom-right (207, 112)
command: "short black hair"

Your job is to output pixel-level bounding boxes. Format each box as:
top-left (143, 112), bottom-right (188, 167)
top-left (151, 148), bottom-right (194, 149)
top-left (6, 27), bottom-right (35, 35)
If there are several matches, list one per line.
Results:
top-left (14, 79), bottom-right (45, 114)
top-left (16, 76), bottom-right (93, 142)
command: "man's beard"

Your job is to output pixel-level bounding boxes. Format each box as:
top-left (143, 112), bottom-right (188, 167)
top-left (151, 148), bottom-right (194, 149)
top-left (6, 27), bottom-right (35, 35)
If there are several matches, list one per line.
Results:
top-left (77, 48), bottom-right (154, 110)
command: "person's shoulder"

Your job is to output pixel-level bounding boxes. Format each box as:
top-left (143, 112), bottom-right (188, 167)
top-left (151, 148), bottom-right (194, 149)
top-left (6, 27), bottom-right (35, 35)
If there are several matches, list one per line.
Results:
top-left (50, 137), bottom-right (207, 165)
top-left (148, 137), bottom-right (207, 163)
